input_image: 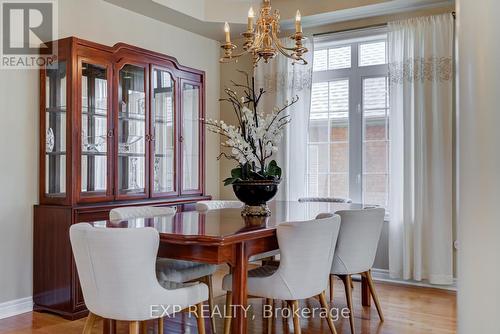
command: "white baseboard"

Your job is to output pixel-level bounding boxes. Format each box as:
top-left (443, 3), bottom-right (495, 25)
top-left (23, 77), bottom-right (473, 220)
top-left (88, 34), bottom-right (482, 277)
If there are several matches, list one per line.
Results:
top-left (0, 297), bottom-right (33, 320)
top-left (364, 269), bottom-right (457, 291)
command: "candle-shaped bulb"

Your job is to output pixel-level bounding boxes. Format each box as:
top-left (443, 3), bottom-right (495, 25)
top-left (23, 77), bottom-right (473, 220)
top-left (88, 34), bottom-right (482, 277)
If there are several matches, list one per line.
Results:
top-left (224, 22), bottom-right (231, 43)
top-left (247, 7), bottom-right (254, 31)
top-left (295, 10), bottom-right (302, 33)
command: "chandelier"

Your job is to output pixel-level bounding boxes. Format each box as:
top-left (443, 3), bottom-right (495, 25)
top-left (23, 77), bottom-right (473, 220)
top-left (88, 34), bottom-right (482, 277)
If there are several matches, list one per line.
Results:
top-left (220, 0), bottom-right (308, 67)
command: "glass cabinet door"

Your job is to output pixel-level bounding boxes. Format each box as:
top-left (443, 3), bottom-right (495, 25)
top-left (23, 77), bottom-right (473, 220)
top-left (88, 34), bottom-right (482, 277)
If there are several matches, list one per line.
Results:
top-left (181, 81), bottom-right (201, 193)
top-left (44, 60), bottom-right (67, 197)
top-left (80, 62), bottom-right (111, 198)
top-left (152, 68), bottom-right (176, 196)
top-left (117, 64), bottom-right (148, 197)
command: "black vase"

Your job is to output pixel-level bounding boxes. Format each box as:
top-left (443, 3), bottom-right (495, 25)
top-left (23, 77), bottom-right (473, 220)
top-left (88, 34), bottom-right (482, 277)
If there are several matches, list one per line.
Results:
top-left (232, 179), bottom-right (280, 216)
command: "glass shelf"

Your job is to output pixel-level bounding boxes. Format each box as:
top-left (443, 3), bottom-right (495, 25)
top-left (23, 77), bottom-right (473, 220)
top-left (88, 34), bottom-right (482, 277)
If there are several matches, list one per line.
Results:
top-left (46, 107), bottom-right (67, 113)
top-left (46, 151), bottom-right (67, 156)
top-left (118, 114), bottom-right (146, 122)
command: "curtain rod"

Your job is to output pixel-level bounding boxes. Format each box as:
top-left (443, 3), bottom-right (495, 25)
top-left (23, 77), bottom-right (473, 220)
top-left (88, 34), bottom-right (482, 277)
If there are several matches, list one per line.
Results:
top-left (313, 23), bottom-right (388, 38)
top-left (313, 11), bottom-right (456, 37)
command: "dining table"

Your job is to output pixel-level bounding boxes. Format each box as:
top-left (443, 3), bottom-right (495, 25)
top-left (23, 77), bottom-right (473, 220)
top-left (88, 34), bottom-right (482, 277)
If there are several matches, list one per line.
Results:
top-left (87, 200), bottom-right (371, 334)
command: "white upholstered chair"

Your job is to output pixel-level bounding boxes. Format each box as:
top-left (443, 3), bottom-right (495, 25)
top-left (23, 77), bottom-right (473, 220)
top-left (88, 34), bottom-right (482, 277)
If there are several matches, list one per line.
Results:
top-left (195, 200), bottom-right (243, 211)
top-left (222, 213), bottom-right (342, 334)
top-left (298, 197), bottom-right (353, 203)
top-left (109, 205), bottom-right (177, 221)
top-left (109, 205), bottom-right (218, 333)
top-left (330, 208), bottom-right (385, 334)
top-left (70, 223), bottom-right (207, 334)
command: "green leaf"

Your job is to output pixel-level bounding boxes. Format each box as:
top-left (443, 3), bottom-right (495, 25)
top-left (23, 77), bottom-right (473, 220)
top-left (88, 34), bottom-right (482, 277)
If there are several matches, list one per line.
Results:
top-left (231, 167), bottom-right (243, 179)
top-left (267, 160), bottom-right (282, 179)
top-left (223, 177), bottom-right (238, 186)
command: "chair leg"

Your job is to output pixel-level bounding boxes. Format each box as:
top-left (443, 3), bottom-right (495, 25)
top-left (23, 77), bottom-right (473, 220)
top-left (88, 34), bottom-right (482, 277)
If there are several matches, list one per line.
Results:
top-left (141, 321), bottom-right (148, 334)
top-left (129, 321), bottom-right (140, 334)
top-left (289, 300), bottom-right (301, 334)
top-left (363, 270), bottom-right (384, 322)
top-left (195, 302), bottom-right (206, 334)
top-left (265, 298), bottom-right (274, 334)
top-left (83, 312), bottom-right (99, 334)
top-left (318, 291), bottom-right (337, 334)
top-left (340, 275), bottom-right (355, 334)
top-left (329, 274), bottom-right (335, 301)
top-left (206, 275), bottom-right (217, 334)
top-left (223, 292), bottom-right (232, 334)
top-left (158, 317), bottom-right (164, 334)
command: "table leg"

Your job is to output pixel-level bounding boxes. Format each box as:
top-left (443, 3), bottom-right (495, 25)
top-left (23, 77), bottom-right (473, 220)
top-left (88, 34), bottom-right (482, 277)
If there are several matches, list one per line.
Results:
top-left (231, 242), bottom-right (248, 334)
top-left (361, 275), bottom-right (371, 307)
top-left (103, 319), bottom-right (117, 334)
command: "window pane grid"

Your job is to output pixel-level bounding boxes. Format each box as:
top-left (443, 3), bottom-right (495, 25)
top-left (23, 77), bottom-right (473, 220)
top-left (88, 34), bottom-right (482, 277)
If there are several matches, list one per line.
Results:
top-left (309, 31), bottom-right (388, 206)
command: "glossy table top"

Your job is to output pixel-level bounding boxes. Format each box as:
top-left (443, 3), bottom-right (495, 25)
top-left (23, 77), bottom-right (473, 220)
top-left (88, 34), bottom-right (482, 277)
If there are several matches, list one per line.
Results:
top-left (87, 201), bottom-right (364, 244)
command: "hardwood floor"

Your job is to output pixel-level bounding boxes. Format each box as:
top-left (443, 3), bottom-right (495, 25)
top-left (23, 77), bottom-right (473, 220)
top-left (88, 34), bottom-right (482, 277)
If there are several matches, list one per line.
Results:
top-left (0, 271), bottom-right (456, 334)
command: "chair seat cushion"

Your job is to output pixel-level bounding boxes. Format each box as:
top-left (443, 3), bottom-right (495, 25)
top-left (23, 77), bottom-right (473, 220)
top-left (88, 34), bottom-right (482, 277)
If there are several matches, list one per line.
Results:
top-left (156, 258), bottom-right (217, 283)
top-left (249, 249), bottom-right (280, 262)
top-left (158, 279), bottom-right (200, 290)
top-left (222, 265), bottom-right (278, 292)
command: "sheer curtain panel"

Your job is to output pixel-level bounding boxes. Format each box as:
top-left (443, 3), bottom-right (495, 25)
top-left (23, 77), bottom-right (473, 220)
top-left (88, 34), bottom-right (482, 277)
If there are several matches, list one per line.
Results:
top-left (388, 13), bottom-right (454, 285)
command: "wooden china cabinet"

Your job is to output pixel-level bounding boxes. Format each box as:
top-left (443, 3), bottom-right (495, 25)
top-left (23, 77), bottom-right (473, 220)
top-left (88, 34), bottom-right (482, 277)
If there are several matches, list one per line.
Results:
top-left (34, 37), bottom-right (209, 319)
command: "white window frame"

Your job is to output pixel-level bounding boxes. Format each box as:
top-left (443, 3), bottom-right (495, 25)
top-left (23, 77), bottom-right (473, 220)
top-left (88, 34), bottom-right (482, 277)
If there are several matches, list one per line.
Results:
top-left (308, 27), bottom-right (389, 205)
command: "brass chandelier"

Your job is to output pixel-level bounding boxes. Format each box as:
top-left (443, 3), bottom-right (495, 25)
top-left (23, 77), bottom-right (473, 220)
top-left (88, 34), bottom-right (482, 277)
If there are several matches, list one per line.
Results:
top-left (220, 0), bottom-right (308, 67)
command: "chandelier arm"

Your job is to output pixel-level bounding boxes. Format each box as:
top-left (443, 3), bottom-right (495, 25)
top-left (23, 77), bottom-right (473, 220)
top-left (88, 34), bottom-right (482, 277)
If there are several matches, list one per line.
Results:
top-left (274, 42), bottom-right (308, 65)
top-left (275, 43), bottom-right (295, 59)
top-left (272, 30), bottom-right (300, 51)
top-left (219, 49), bottom-right (251, 63)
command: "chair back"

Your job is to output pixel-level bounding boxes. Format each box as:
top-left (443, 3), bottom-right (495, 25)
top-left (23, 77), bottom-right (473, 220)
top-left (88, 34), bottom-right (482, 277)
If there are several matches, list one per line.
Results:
top-left (70, 223), bottom-right (161, 320)
top-left (275, 213), bottom-right (341, 299)
top-left (298, 197), bottom-right (352, 203)
top-left (331, 208), bottom-right (385, 275)
top-left (195, 200), bottom-right (243, 211)
top-left (109, 205), bottom-right (176, 221)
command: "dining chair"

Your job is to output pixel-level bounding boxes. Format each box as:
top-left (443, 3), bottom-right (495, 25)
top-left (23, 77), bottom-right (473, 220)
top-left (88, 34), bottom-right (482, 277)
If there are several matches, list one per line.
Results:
top-left (329, 208), bottom-right (385, 334)
top-left (195, 200), bottom-right (244, 211)
top-left (222, 213), bottom-right (342, 334)
top-left (298, 197), bottom-right (353, 203)
top-left (109, 205), bottom-right (177, 221)
top-left (70, 223), bottom-right (208, 334)
top-left (110, 205), bottom-right (218, 333)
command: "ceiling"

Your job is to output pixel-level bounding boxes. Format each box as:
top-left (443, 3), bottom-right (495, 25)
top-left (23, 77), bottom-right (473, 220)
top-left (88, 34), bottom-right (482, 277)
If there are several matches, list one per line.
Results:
top-left (104, 0), bottom-right (454, 41)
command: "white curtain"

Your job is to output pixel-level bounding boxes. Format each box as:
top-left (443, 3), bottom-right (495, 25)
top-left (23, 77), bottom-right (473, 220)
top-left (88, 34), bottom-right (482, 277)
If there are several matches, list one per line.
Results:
top-left (254, 37), bottom-right (314, 201)
top-left (388, 14), bottom-right (454, 285)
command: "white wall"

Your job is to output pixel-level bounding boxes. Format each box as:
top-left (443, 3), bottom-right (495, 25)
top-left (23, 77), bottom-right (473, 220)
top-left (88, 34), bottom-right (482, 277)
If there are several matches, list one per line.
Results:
top-left (456, 0), bottom-right (500, 332)
top-left (0, 0), bottom-right (220, 304)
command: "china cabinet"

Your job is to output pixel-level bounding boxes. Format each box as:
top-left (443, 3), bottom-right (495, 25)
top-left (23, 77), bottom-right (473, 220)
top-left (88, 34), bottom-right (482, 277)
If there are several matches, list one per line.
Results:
top-left (34, 37), bottom-right (209, 319)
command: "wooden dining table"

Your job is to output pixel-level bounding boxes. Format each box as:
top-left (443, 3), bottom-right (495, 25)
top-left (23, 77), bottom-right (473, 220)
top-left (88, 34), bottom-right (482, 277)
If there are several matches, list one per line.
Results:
top-left (87, 200), bottom-right (371, 334)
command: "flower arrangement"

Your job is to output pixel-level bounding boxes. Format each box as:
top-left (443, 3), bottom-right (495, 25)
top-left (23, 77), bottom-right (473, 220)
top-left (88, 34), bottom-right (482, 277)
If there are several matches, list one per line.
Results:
top-left (204, 71), bottom-right (298, 186)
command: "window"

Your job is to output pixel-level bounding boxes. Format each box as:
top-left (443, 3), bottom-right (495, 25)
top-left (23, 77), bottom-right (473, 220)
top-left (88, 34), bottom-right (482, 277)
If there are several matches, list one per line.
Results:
top-left (307, 29), bottom-right (389, 207)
